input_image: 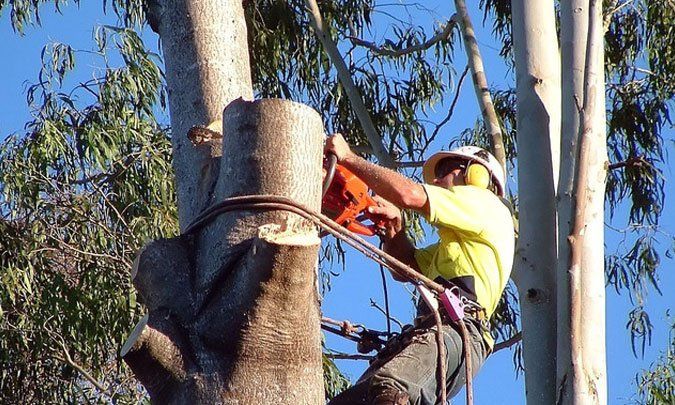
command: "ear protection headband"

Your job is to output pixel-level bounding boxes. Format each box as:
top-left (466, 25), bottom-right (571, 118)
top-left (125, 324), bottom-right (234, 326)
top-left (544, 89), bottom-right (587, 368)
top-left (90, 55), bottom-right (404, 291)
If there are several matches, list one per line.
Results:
top-left (464, 160), bottom-right (491, 190)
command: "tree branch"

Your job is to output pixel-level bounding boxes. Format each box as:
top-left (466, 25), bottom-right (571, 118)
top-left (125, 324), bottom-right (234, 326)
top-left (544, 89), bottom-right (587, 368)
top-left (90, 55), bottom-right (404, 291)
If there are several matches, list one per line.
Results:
top-left (324, 352), bottom-right (373, 361)
top-left (347, 15), bottom-right (457, 57)
top-left (303, 0), bottom-right (396, 168)
top-left (52, 354), bottom-right (108, 394)
top-left (426, 64), bottom-right (470, 154)
top-left (454, 0), bottom-right (507, 170)
top-left (493, 331), bottom-right (522, 353)
top-left (49, 330), bottom-right (109, 395)
top-left (369, 299), bottom-right (405, 330)
top-left (47, 234), bottom-right (132, 267)
top-left (603, 0), bottom-right (634, 33)
top-left (70, 150), bottom-right (142, 186)
top-left (608, 156), bottom-right (649, 171)
top-left (396, 160), bottom-right (424, 168)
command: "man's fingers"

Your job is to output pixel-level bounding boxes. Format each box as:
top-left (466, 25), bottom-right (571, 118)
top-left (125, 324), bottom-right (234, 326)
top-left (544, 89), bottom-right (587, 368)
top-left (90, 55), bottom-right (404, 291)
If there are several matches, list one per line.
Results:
top-left (367, 205), bottom-right (398, 219)
top-left (324, 133), bottom-right (350, 162)
top-left (367, 206), bottom-right (385, 215)
top-left (372, 194), bottom-right (385, 203)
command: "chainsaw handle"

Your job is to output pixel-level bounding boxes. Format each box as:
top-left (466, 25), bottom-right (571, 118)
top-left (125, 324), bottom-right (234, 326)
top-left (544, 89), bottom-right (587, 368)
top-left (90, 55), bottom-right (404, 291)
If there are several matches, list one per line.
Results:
top-left (322, 153), bottom-right (338, 198)
top-left (347, 220), bottom-right (376, 236)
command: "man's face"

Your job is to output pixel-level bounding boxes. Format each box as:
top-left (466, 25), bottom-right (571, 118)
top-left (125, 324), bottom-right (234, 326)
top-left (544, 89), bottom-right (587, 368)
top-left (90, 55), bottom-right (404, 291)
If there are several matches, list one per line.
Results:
top-left (432, 158), bottom-right (467, 189)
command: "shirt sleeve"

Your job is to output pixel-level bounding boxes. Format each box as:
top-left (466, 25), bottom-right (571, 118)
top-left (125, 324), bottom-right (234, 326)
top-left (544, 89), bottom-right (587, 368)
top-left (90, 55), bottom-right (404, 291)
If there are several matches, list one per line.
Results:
top-left (414, 243), bottom-right (438, 278)
top-left (422, 184), bottom-right (485, 236)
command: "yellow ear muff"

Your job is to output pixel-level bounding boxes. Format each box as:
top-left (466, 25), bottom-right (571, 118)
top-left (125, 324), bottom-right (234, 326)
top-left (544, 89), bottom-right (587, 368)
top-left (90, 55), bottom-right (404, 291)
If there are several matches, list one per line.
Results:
top-left (465, 163), bottom-right (490, 189)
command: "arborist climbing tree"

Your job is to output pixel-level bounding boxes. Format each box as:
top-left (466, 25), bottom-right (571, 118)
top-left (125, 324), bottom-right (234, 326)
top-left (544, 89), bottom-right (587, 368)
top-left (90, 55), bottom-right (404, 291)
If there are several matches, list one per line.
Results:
top-left (325, 133), bottom-right (515, 405)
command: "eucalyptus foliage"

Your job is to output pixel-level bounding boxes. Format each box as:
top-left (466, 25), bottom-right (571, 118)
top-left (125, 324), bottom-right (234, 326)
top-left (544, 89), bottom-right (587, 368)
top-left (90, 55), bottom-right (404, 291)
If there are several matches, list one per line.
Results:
top-left (0, 22), bottom-right (173, 403)
top-left (603, 1), bottom-right (673, 348)
top-left (634, 318), bottom-right (675, 405)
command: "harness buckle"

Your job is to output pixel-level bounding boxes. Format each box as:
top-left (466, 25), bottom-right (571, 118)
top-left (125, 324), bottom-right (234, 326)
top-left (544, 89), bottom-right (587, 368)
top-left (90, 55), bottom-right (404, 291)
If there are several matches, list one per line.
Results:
top-left (439, 287), bottom-right (465, 322)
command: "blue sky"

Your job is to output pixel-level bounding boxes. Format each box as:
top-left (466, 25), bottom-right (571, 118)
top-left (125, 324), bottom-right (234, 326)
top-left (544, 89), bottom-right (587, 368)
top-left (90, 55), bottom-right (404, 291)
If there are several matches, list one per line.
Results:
top-left (1, 2), bottom-right (672, 404)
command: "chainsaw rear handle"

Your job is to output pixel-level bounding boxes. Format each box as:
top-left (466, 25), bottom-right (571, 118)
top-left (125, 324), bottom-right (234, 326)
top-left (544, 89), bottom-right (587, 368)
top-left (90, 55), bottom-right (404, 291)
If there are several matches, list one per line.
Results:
top-left (322, 153), bottom-right (338, 197)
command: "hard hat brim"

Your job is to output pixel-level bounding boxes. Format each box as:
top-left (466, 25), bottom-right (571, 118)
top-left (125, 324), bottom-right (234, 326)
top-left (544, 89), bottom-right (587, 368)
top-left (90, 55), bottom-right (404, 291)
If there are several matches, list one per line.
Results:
top-left (422, 150), bottom-right (505, 197)
top-left (422, 151), bottom-right (475, 184)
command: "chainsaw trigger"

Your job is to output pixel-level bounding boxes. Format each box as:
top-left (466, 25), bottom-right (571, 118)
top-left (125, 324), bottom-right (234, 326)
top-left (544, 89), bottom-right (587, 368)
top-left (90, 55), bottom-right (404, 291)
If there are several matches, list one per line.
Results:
top-left (347, 220), bottom-right (376, 236)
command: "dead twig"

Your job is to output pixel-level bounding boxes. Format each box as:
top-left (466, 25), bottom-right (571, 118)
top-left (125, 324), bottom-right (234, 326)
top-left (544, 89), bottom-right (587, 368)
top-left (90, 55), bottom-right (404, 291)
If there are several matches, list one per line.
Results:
top-left (493, 331), bottom-right (522, 353)
top-left (348, 15), bottom-right (457, 57)
top-left (369, 299), bottom-right (405, 330)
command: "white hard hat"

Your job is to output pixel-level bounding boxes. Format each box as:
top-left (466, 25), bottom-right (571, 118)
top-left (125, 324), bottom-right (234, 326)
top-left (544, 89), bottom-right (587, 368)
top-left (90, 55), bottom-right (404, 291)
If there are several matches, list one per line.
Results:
top-left (422, 146), bottom-right (506, 197)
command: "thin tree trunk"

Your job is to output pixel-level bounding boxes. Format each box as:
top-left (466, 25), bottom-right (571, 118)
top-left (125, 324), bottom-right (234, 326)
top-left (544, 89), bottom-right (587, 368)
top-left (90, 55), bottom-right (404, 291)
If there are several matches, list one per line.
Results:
top-left (557, 0), bottom-right (608, 403)
top-left (304, 0), bottom-right (395, 168)
top-left (510, 1), bottom-right (561, 404)
top-left (454, 0), bottom-right (506, 169)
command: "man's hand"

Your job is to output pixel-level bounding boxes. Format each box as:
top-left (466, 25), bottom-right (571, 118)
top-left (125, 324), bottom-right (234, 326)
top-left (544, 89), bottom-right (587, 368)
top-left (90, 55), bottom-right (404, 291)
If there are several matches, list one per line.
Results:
top-left (368, 195), bottom-right (419, 276)
top-left (324, 133), bottom-right (355, 163)
top-left (366, 195), bottom-right (403, 240)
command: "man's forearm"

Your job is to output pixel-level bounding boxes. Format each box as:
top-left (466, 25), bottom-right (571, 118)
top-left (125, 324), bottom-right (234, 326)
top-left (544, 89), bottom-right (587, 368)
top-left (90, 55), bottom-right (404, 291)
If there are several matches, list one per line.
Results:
top-left (341, 154), bottom-right (427, 211)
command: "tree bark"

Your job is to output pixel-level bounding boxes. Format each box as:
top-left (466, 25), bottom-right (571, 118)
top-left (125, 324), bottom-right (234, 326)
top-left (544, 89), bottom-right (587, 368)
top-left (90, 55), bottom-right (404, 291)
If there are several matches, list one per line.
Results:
top-left (557, 0), bottom-right (608, 403)
top-left (123, 98), bottom-right (326, 404)
top-left (510, 1), bottom-right (561, 404)
top-left (129, 1), bottom-right (327, 401)
top-left (149, 0), bottom-right (254, 229)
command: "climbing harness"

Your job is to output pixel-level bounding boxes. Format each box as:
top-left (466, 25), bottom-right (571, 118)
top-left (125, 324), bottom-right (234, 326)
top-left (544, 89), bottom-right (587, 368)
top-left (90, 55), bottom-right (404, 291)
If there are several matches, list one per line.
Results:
top-left (183, 194), bottom-right (475, 405)
top-left (320, 317), bottom-right (389, 354)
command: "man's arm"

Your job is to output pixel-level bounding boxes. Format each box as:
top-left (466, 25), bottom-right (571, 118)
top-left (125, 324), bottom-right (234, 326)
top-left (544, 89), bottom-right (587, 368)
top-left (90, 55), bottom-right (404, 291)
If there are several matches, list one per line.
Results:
top-left (366, 197), bottom-right (420, 281)
top-left (325, 134), bottom-right (430, 215)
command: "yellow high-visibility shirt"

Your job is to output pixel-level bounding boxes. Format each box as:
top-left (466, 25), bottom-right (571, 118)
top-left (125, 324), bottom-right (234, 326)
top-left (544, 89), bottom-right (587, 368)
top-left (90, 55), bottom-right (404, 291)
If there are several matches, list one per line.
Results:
top-left (414, 184), bottom-right (515, 348)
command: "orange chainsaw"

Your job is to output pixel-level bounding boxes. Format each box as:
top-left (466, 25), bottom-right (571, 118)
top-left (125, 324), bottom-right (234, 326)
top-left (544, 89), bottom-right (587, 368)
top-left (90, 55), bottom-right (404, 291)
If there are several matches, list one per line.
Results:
top-left (321, 154), bottom-right (384, 236)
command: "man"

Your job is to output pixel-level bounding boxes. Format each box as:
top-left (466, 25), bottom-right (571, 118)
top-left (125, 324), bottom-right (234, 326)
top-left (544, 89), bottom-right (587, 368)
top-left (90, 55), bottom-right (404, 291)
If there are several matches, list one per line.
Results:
top-left (325, 133), bottom-right (515, 405)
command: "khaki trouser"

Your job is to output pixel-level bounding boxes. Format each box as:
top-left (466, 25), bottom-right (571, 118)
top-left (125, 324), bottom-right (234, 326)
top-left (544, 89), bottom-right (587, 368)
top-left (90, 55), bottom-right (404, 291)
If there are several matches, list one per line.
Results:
top-left (328, 318), bottom-right (488, 405)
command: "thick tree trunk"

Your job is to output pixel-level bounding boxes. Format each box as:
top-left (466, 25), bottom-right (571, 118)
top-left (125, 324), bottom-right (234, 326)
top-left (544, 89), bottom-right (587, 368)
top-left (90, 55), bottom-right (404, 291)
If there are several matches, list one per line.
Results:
top-left (125, 0), bottom-right (326, 402)
top-left (510, 1), bottom-right (561, 404)
top-left (122, 98), bottom-right (326, 404)
top-left (557, 0), bottom-right (608, 403)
